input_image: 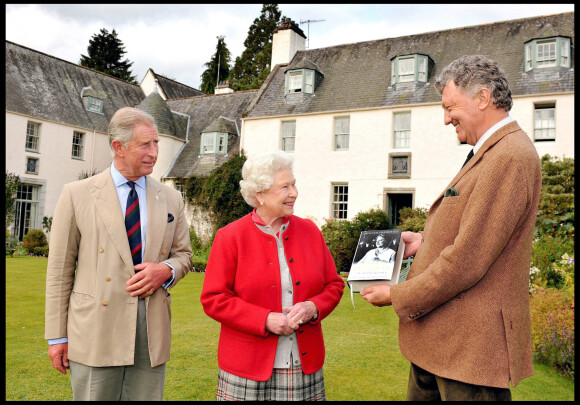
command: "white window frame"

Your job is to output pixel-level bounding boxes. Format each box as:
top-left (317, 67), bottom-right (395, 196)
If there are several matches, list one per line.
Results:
top-left (281, 121), bottom-right (296, 152)
top-left (25, 121), bottom-right (40, 152)
top-left (534, 105), bottom-right (556, 141)
top-left (334, 116), bottom-right (350, 151)
top-left (14, 184), bottom-right (39, 241)
top-left (524, 36), bottom-right (571, 71)
top-left (285, 69), bottom-right (315, 94)
top-left (393, 112), bottom-right (411, 148)
top-left (72, 131), bottom-right (85, 159)
top-left (391, 54), bottom-right (430, 84)
top-left (331, 183), bottom-right (349, 219)
top-left (200, 132), bottom-right (228, 154)
top-left (87, 96), bottom-right (104, 113)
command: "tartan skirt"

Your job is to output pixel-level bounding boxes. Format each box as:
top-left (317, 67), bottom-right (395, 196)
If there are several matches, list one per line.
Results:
top-left (216, 366), bottom-right (326, 401)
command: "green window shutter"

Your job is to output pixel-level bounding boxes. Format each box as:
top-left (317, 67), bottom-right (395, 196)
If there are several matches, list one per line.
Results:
top-left (284, 72), bottom-right (289, 94)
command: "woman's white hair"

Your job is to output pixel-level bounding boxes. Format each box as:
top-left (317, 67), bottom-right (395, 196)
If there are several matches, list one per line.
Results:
top-left (240, 150), bottom-right (294, 207)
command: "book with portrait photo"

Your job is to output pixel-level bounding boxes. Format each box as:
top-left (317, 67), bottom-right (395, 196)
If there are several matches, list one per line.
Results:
top-left (347, 229), bottom-right (406, 295)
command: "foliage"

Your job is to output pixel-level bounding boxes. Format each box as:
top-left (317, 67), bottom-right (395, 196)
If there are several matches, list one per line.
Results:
top-left (203, 154), bottom-right (252, 230)
top-left (183, 153), bottom-right (251, 233)
top-left (200, 36), bottom-right (232, 94)
top-left (5, 172), bottom-right (21, 228)
top-left (229, 4), bottom-right (284, 91)
top-left (5, 258), bottom-right (575, 401)
top-left (22, 229), bottom-right (48, 252)
top-left (42, 216), bottom-right (53, 234)
top-left (33, 246), bottom-right (49, 257)
top-left (79, 28), bottom-right (137, 83)
top-left (78, 167), bottom-right (101, 180)
top-left (396, 206), bottom-right (428, 232)
top-left (321, 208), bottom-right (391, 273)
top-left (535, 154), bottom-right (574, 239)
top-left (529, 286), bottom-right (574, 379)
top-left (530, 155), bottom-right (574, 288)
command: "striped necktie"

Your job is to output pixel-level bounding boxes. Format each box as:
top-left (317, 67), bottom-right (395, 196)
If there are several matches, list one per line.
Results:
top-left (462, 149), bottom-right (474, 168)
top-left (125, 181), bottom-right (142, 266)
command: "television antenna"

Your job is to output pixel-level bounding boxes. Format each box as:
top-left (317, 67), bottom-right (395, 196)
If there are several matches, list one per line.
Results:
top-left (300, 19), bottom-right (325, 49)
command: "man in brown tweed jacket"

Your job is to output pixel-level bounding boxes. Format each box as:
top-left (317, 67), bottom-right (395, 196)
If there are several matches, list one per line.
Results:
top-left (361, 55), bottom-right (541, 401)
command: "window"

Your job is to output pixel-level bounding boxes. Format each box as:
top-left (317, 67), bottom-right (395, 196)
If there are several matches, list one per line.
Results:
top-left (87, 96), bottom-right (103, 113)
top-left (391, 54), bottom-right (431, 84)
top-left (534, 104), bottom-right (556, 141)
top-left (332, 183), bottom-right (349, 219)
top-left (26, 121), bottom-right (40, 152)
top-left (72, 131), bottom-right (84, 159)
top-left (14, 184), bottom-right (39, 241)
top-left (281, 121), bottom-right (296, 152)
top-left (393, 112), bottom-right (411, 148)
top-left (388, 152), bottom-right (412, 179)
top-left (26, 157), bottom-right (39, 175)
top-left (174, 182), bottom-right (185, 201)
top-left (524, 37), bottom-right (571, 71)
top-left (200, 132), bottom-right (228, 154)
top-left (398, 57), bottom-right (415, 82)
top-left (334, 117), bottom-right (350, 151)
top-left (285, 69), bottom-right (315, 94)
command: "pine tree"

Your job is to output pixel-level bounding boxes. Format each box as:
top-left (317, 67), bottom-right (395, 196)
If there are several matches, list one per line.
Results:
top-left (200, 36), bottom-right (232, 94)
top-left (79, 28), bottom-right (137, 83)
top-left (229, 4), bottom-right (284, 91)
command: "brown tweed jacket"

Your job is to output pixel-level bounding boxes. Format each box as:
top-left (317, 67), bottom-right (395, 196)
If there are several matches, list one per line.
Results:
top-left (391, 121), bottom-right (541, 388)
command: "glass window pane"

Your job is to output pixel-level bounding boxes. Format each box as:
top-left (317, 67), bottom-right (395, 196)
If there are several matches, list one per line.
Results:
top-left (282, 121), bottom-right (296, 152)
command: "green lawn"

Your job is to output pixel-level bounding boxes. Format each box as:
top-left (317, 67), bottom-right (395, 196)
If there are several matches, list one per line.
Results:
top-left (6, 256), bottom-right (574, 401)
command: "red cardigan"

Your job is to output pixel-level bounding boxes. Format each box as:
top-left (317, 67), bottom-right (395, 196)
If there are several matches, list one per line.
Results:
top-left (200, 213), bottom-right (344, 381)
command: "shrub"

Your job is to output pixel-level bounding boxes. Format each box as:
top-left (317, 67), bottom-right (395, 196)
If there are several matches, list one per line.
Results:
top-left (22, 229), bottom-right (47, 252)
top-left (529, 287), bottom-right (574, 379)
top-left (192, 261), bottom-right (207, 272)
top-left (33, 246), bottom-right (49, 257)
top-left (321, 208), bottom-right (391, 274)
top-left (396, 206), bottom-right (428, 232)
top-left (531, 236), bottom-right (574, 289)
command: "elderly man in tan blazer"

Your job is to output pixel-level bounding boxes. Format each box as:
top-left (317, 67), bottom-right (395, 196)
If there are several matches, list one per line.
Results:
top-left (361, 55), bottom-right (541, 401)
top-left (45, 107), bottom-right (193, 400)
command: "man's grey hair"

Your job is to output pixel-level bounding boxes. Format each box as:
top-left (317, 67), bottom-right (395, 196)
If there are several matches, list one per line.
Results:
top-left (239, 150), bottom-right (294, 208)
top-left (108, 107), bottom-right (157, 157)
top-left (435, 55), bottom-right (512, 111)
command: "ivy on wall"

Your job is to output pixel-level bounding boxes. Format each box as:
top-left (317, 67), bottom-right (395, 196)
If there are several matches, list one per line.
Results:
top-left (179, 152), bottom-right (252, 232)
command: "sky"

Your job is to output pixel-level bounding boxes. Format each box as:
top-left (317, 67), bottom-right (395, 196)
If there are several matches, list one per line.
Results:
top-left (6, 4), bottom-right (575, 90)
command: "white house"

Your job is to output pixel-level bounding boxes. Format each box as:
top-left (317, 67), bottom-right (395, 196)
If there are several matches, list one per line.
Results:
top-left (241, 13), bottom-right (574, 226)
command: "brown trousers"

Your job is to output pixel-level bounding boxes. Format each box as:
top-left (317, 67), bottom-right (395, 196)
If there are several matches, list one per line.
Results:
top-left (407, 363), bottom-right (512, 401)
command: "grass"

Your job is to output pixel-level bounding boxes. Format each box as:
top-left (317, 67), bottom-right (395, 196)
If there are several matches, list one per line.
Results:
top-left (5, 256), bottom-right (575, 400)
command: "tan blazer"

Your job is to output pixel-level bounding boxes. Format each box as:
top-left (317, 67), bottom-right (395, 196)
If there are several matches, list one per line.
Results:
top-left (391, 121), bottom-right (541, 388)
top-left (45, 168), bottom-right (193, 367)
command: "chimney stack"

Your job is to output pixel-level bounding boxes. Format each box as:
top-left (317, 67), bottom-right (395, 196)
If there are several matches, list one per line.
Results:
top-left (271, 18), bottom-right (306, 67)
top-left (215, 79), bottom-right (234, 95)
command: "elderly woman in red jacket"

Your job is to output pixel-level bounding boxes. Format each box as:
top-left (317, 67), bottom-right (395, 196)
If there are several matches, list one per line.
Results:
top-left (200, 150), bottom-right (344, 401)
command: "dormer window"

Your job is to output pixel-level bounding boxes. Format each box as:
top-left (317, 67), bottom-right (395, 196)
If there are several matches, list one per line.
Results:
top-left (525, 36), bottom-right (571, 71)
top-left (201, 132), bottom-right (228, 154)
top-left (87, 96), bottom-right (104, 113)
top-left (391, 54), bottom-right (431, 84)
top-left (285, 69), bottom-right (315, 94)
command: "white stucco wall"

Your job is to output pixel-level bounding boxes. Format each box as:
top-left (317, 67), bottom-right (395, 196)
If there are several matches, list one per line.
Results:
top-left (241, 93), bottom-right (574, 224)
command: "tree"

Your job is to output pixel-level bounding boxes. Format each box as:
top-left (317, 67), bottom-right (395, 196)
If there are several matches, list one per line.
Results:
top-left (229, 4), bottom-right (284, 91)
top-left (5, 172), bottom-right (21, 229)
top-left (200, 36), bottom-right (232, 94)
top-left (80, 28), bottom-right (137, 83)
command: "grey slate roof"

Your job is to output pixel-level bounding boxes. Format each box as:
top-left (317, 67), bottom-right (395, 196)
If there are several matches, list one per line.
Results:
top-left (6, 40), bottom-right (145, 133)
top-left (165, 91), bottom-right (258, 178)
top-left (246, 12), bottom-right (574, 119)
top-left (137, 90), bottom-right (188, 140)
top-left (150, 69), bottom-right (204, 99)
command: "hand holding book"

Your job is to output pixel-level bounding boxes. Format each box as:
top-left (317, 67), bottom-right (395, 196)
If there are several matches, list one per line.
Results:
top-left (360, 284), bottom-right (392, 306)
